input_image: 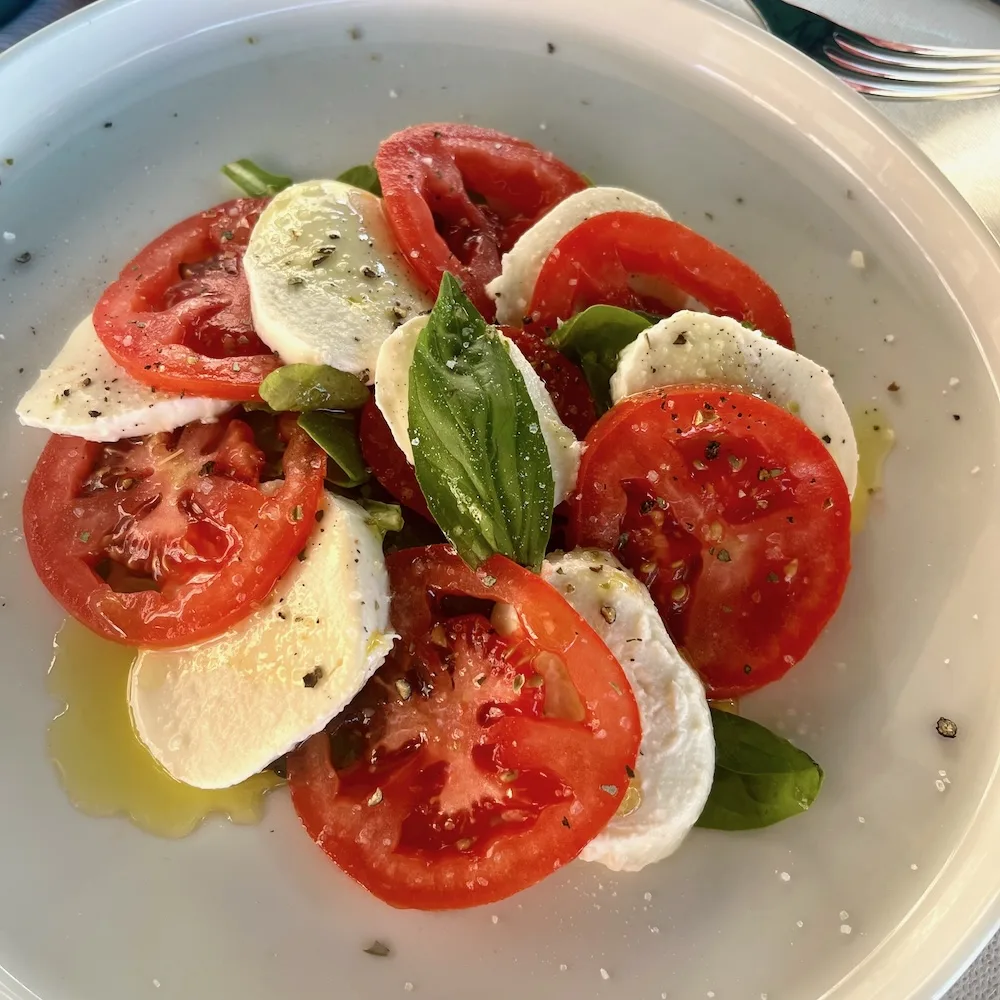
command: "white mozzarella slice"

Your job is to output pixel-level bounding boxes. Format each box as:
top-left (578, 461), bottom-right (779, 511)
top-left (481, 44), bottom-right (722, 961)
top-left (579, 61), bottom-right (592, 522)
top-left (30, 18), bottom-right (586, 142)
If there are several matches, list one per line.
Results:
top-left (485, 186), bottom-right (671, 325)
top-left (244, 179), bottom-right (431, 380)
top-left (611, 310), bottom-right (859, 497)
top-left (541, 548), bottom-right (714, 872)
top-left (15, 315), bottom-right (231, 442)
top-left (129, 492), bottom-right (395, 790)
top-left (374, 315), bottom-right (581, 504)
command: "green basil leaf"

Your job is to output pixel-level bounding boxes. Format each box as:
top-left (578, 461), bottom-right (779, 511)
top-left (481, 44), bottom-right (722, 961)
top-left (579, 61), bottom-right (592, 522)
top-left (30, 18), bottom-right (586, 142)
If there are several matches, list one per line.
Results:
top-left (408, 273), bottom-right (554, 571)
top-left (696, 708), bottom-right (824, 831)
top-left (221, 159), bottom-right (293, 198)
top-left (259, 364), bottom-right (369, 412)
top-left (546, 304), bottom-right (652, 412)
top-left (297, 411), bottom-right (369, 488)
top-left (360, 500), bottom-right (404, 541)
top-left (336, 164), bottom-right (382, 196)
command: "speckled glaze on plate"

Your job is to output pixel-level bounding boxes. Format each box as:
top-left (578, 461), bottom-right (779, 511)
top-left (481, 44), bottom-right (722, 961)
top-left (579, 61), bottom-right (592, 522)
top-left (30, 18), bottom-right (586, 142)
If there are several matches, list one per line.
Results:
top-left (1, 1), bottom-right (1000, 998)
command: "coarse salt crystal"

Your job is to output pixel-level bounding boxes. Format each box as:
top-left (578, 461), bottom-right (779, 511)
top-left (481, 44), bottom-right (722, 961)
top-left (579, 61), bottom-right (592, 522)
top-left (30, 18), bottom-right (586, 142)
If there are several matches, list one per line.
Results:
top-left (839, 910), bottom-right (849, 921)
top-left (600, 968), bottom-right (610, 981)
top-left (840, 924), bottom-right (852, 935)
top-left (971, 466), bottom-right (981, 475)
top-left (404, 984), bottom-right (413, 993)
top-left (491, 915), bottom-right (498, 924)
top-left (858, 816), bottom-right (865, 824)
top-left (644, 891), bottom-right (652, 901)
top-left (884, 334), bottom-right (895, 343)
top-left (780, 871), bottom-right (791, 882)
top-left (796, 920), bottom-right (804, 928)
top-left (389, 89), bottom-right (399, 98)
top-left (849, 250), bottom-right (866, 269)
top-left (2, 232), bottom-right (15, 242)
top-left (949, 377), bottom-right (960, 387)
top-left (936, 779), bottom-right (946, 792)
top-left (559, 964), bottom-right (568, 972)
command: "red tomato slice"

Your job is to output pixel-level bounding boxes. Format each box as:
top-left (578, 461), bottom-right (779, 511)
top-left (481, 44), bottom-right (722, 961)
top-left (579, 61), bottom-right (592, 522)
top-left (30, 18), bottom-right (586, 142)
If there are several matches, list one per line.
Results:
top-left (23, 416), bottom-right (325, 647)
top-left (375, 124), bottom-right (588, 318)
top-left (288, 545), bottom-right (640, 910)
top-left (93, 198), bottom-right (280, 401)
top-left (527, 212), bottom-right (795, 349)
top-left (502, 326), bottom-right (597, 439)
top-left (359, 397), bottom-right (433, 521)
top-left (569, 386), bottom-right (850, 698)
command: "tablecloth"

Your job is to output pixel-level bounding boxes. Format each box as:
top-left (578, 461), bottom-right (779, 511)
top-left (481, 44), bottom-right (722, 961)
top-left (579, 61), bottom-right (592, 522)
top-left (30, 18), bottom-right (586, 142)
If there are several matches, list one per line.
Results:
top-left (1, 0), bottom-right (999, 996)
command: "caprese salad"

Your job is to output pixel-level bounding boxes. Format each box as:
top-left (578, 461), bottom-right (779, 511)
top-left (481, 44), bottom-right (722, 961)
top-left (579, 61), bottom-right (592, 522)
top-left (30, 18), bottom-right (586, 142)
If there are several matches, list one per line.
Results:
top-left (18, 123), bottom-right (855, 910)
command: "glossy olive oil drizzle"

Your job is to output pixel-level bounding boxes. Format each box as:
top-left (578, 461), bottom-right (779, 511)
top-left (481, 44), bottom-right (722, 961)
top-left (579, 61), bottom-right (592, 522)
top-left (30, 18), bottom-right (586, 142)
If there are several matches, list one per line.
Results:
top-left (850, 406), bottom-right (895, 533)
top-left (48, 621), bottom-right (281, 838)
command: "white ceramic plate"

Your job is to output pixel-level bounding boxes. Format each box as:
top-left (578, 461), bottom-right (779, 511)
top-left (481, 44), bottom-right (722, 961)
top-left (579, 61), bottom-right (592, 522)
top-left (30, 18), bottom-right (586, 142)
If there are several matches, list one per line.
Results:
top-left (2, 1), bottom-right (1000, 998)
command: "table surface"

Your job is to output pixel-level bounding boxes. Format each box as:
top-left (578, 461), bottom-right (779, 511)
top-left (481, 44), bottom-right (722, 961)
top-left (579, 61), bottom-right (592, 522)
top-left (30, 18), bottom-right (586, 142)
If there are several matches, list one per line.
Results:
top-left (1, 0), bottom-right (999, 997)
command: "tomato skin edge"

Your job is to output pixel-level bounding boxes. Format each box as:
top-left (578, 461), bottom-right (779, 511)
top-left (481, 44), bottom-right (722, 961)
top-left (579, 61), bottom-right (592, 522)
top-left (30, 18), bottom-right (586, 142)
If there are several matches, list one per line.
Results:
top-left (375, 123), bottom-right (589, 319)
top-left (22, 424), bottom-right (327, 648)
top-left (527, 212), bottom-right (795, 350)
top-left (569, 385), bottom-right (851, 698)
top-left (288, 545), bottom-right (641, 910)
top-left (92, 197), bottom-right (281, 402)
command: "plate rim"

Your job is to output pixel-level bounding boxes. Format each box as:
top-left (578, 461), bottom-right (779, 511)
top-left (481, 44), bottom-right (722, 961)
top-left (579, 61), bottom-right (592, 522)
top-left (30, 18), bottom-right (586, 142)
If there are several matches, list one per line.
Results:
top-left (1, 1), bottom-right (1000, 998)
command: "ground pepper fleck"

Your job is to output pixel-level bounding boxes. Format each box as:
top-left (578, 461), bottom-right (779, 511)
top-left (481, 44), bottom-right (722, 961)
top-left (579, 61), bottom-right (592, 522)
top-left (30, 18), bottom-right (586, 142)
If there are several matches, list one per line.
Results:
top-left (936, 717), bottom-right (959, 739)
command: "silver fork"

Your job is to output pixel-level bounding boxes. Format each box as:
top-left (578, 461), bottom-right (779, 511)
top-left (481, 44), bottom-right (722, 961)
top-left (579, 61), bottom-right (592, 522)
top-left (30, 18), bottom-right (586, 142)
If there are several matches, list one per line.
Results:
top-left (745, 0), bottom-right (1000, 100)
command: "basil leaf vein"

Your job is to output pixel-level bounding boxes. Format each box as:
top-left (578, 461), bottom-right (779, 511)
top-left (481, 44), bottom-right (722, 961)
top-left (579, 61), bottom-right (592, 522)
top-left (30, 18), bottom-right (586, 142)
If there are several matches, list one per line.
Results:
top-left (408, 273), bottom-right (554, 571)
top-left (221, 159), bottom-right (293, 198)
top-left (336, 163), bottom-right (382, 196)
top-left (696, 708), bottom-right (823, 831)
top-left (546, 304), bottom-right (652, 412)
top-left (259, 364), bottom-right (369, 412)
top-left (297, 410), bottom-right (369, 488)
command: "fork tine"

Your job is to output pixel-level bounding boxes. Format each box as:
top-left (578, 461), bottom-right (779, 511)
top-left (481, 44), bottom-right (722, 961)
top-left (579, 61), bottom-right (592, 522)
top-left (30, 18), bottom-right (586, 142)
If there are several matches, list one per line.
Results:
top-left (817, 61), bottom-right (1000, 100)
top-left (854, 33), bottom-right (1000, 60)
top-left (824, 45), bottom-right (1000, 85)
top-left (748, 0), bottom-right (1000, 101)
top-left (833, 32), bottom-right (1000, 71)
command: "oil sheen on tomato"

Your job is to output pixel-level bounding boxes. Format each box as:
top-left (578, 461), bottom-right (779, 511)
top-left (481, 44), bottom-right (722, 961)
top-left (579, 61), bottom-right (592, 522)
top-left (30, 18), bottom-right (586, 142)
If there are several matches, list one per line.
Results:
top-left (850, 406), bottom-right (895, 533)
top-left (48, 621), bottom-right (281, 838)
